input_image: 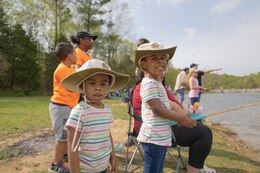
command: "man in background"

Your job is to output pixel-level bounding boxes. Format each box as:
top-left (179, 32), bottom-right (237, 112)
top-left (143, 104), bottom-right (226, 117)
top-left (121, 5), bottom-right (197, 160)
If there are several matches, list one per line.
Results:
top-left (174, 67), bottom-right (189, 105)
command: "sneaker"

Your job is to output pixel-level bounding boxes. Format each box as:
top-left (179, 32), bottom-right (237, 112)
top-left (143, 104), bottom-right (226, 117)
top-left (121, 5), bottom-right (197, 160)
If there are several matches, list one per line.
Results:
top-left (199, 165), bottom-right (216, 173)
top-left (48, 161), bottom-right (70, 173)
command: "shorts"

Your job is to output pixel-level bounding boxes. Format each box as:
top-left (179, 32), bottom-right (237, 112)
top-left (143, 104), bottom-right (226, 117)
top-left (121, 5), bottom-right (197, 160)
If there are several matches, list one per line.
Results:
top-left (49, 102), bottom-right (71, 141)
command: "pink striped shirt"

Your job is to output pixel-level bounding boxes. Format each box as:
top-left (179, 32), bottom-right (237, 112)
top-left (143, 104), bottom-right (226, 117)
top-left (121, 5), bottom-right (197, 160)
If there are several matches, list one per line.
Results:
top-left (66, 101), bottom-right (112, 172)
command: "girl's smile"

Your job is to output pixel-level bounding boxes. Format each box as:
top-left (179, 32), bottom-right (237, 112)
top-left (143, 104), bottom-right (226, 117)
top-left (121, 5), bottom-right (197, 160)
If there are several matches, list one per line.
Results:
top-left (140, 54), bottom-right (169, 78)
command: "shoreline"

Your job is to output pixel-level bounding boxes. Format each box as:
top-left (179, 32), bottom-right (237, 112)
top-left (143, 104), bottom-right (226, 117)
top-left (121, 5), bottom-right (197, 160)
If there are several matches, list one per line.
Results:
top-left (207, 88), bottom-right (260, 93)
top-left (208, 121), bottom-right (260, 153)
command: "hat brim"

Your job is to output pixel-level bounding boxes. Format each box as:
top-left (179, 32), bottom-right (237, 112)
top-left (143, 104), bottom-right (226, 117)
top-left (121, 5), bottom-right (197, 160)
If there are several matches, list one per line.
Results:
top-left (62, 68), bottom-right (129, 93)
top-left (135, 46), bottom-right (177, 68)
top-left (90, 35), bottom-right (97, 40)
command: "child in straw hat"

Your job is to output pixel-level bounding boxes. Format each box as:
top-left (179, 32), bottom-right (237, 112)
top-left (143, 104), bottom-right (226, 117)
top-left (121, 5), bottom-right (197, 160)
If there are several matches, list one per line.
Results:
top-left (62, 59), bottom-right (129, 173)
top-left (135, 42), bottom-right (197, 173)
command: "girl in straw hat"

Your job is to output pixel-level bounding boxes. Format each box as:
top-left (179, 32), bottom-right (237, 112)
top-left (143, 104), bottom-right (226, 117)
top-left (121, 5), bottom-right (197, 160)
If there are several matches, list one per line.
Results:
top-left (62, 59), bottom-right (129, 173)
top-left (135, 42), bottom-right (198, 173)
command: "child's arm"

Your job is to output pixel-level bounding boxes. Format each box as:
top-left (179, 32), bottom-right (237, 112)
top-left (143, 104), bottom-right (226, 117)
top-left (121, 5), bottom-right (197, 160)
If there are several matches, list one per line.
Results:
top-left (67, 127), bottom-right (81, 173)
top-left (170, 100), bottom-right (185, 112)
top-left (147, 98), bottom-right (197, 128)
top-left (109, 132), bottom-right (117, 173)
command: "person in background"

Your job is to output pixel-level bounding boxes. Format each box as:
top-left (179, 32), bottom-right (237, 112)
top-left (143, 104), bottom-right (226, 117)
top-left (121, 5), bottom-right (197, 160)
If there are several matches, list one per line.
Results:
top-left (70, 31), bottom-right (97, 69)
top-left (188, 69), bottom-right (203, 106)
top-left (137, 38), bottom-right (150, 47)
top-left (174, 67), bottom-right (189, 105)
top-left (62, 59), bottom-right (130, 173)
top-left (189, 63), bottom-right (222, 101)
top-left (48, 42), bottom-right (80, 173)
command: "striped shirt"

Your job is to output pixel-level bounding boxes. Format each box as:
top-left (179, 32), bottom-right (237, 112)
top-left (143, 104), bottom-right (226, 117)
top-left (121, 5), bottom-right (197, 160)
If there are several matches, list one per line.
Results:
top-left (137, 77), bottom-right (172, 146)
top-left (66, 101), bottom-right (112, 173)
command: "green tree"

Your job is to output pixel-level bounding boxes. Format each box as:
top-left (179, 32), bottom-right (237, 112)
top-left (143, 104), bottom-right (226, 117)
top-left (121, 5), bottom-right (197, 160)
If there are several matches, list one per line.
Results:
top-left (165, 66), bottom-right (180, 90)
top-left (76, 0), bottom-right (110, 32)
top-left (1, 24), bottom-right (40, 94)
top-left (99, 1), bottom-right (133, 62)
top-left (0, 0), bottom-right (11, 91)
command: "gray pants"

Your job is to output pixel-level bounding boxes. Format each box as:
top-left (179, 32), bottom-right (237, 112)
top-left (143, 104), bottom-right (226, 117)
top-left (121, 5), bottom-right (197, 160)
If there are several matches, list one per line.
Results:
top-left (49, 102), bottom-right (71, 141)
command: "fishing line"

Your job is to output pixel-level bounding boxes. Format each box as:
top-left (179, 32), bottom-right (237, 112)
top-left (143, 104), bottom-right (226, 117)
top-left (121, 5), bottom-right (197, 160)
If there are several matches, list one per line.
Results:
top-left (207, 101), bottom-right (260, 117)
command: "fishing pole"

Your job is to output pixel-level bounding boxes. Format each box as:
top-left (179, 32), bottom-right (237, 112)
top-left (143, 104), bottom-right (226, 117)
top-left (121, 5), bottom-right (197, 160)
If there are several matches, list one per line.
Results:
top-left (207, 101), bottom-right (260, 117)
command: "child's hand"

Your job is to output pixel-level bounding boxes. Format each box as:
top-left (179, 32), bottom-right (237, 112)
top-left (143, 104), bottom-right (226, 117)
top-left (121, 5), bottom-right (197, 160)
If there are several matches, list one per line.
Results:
top-left (109, 162), bottom-right (117, 173)
top-left (178, 114), bottom-right (197, 128)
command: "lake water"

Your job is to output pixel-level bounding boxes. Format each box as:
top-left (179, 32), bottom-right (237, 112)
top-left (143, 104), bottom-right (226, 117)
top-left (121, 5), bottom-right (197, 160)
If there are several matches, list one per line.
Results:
top-left (183, 92), bottom-right (260, 150)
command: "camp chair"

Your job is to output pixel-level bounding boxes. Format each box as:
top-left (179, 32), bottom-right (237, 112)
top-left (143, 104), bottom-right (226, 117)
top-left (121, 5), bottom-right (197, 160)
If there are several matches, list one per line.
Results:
top-left (123, 91), bottom-right (144, 173)
top-left (168, 129), bottom-right (186, 172)
top-left (123, 92), bottom-right (187, 173)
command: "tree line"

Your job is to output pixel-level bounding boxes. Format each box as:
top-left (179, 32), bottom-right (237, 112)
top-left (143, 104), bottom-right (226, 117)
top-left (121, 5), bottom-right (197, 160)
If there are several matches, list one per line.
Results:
top-left (0, 0), bottom-right (259, 96)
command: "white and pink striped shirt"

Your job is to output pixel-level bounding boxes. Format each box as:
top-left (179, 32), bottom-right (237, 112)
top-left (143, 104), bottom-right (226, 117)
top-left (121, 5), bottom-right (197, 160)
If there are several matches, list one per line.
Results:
top-left (137, 77), bottom-right (172, 147)
top-left (66, 101), bottom-right (112, 173)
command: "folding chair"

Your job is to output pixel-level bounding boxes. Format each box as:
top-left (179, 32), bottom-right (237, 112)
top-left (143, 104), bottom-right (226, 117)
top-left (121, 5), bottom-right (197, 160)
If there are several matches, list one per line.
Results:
top-left (123, 91), bottom-right (144, 173)
top-left (123, 92), bottom-right (187, 173)
top-left (168, 129), bottom-right (186, 172)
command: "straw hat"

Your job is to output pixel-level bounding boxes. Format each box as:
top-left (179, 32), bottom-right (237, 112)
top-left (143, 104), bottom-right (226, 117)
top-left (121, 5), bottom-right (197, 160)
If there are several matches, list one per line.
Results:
top-left (62, 59), bottom-right (130, 93)
top-left (135, 42), bottom-right (177, 68)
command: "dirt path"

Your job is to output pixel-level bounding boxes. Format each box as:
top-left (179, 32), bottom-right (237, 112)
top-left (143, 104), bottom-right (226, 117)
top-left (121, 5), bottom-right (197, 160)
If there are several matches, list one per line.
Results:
top-left (0, 120), bottom-right (129, 173)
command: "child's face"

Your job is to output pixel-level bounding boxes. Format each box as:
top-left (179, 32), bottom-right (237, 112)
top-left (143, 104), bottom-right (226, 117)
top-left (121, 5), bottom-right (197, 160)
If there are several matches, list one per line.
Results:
top-left (140, 54), bottom-right (168, 78)
top-left (83, 73), bottom-right (110, 103)
top-left (192, 72), bottom-right (198, 77)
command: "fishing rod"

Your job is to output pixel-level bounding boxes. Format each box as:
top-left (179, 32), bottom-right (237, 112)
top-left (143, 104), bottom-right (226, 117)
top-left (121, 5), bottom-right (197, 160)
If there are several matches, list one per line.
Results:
top-left (207, 101), bottom-right (260, 117)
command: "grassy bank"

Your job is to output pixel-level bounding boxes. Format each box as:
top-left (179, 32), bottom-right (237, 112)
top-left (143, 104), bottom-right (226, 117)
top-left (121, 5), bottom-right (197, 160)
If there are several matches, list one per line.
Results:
top-left (0, 96), bottom-right (128, 140)
top-left (0, 96), bottom-right (259, 172)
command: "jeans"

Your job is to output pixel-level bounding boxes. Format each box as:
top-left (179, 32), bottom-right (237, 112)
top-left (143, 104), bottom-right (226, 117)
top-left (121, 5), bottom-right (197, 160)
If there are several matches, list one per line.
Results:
top-left (142, 143), bottom-right (167, 173)
top-left (190, 97), bottom-right (199, 106)
top-left (99, 169), bottom-right (107, 173)
top-left (177, 88), bottom-right (185, 105)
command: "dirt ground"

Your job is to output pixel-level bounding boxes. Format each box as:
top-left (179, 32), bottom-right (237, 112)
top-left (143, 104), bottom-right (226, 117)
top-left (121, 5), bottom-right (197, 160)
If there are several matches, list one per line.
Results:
top-left (0, 120), bottom-right (130, 173)
top-left (0, 120), bottom-right (259, 173)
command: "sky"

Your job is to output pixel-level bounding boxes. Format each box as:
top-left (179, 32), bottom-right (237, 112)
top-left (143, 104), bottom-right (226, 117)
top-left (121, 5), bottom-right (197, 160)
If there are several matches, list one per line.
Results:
top-left (124, 0), bottom-right (260, 76)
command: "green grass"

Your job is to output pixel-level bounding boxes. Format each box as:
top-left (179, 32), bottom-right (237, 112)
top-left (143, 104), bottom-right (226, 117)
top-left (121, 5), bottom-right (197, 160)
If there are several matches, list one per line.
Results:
top-left (0, 96), bottom-right (51, 139)
top-left (0, 96), bottom-right (128, 139)
top-left (0, 96), bottom-right (259, 172)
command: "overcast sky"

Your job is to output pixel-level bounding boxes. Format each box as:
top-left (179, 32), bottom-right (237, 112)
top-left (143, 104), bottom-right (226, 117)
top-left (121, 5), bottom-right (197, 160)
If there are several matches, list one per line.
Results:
top-left (124, 0), bottom-right (260, 76)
